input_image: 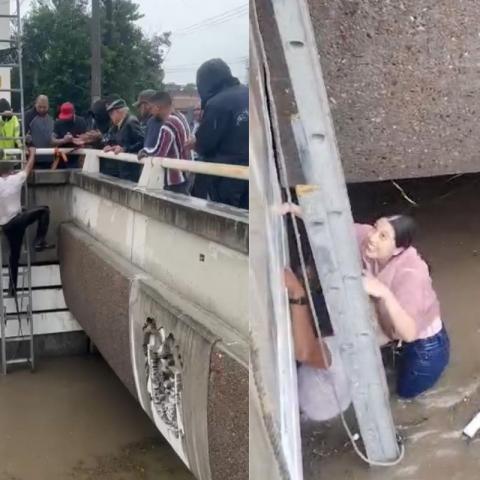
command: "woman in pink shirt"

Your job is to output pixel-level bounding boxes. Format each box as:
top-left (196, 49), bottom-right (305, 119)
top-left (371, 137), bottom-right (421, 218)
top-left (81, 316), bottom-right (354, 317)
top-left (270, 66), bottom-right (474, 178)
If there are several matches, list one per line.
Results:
top-left (358, 215), bottom-right (449, 397)
top-left (286, 212), bottom-right (449, 404)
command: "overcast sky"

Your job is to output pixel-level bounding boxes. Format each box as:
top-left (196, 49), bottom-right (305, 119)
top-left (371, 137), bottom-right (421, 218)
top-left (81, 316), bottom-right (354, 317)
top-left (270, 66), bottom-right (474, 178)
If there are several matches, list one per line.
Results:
top-left (19, 0), bottom-right (249, 85)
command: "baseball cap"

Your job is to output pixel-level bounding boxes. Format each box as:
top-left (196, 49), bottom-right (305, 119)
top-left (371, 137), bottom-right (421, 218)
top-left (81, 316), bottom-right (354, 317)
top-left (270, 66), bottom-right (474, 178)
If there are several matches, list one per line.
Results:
top-left (58, 102), bottom-right (75, 121)
top-left (106, 98), bottom-right (128, 113)
top-left (133, 89), bottom-right (156, 107)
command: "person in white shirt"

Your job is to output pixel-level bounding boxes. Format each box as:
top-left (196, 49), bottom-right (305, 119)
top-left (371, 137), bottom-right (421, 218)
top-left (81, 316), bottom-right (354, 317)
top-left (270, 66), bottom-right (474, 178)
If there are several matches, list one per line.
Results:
top-left (0, 147), bottom-right (54, 297)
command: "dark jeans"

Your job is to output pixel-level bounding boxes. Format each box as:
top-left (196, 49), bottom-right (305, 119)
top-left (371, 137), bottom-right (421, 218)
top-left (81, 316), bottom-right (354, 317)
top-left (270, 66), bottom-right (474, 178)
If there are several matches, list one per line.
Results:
top-left (165, 181), bottom-right (189, 195)
top-left (191, 173), bottom-right (214, 200)
top-left (2, 206), bottom-right (50, 293)
top-left (397, 326), bottom-right (450, 398)
top-left (100, 158), bottom-right (142, 182)
top-left (191, 175), bottom-right (249, 209)
top-left (214, 177), bottom-right (249, 209)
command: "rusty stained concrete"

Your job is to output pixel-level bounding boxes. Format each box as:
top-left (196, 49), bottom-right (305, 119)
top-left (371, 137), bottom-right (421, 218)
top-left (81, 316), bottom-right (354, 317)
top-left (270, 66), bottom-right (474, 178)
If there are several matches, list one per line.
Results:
top-left (207, 346), bottom-right (248, 480)
top-left (256, 0), bottom-right (480, 183)
top-left (59, 223), bottom-right (139, 398)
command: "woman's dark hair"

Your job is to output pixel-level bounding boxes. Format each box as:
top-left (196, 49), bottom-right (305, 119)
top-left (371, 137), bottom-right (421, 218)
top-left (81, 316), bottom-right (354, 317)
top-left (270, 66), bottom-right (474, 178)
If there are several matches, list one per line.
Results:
top-left (386, 215), bottom-right (416, 249)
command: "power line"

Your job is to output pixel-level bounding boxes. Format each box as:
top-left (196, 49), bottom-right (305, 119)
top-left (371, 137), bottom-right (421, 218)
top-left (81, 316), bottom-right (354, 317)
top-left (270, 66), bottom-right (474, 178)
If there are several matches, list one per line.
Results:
top-left (173, 4), bottom-right (248, 36)
top-left (166, 56), bottom-right (248, 69)
top-left (177, 10), bottom-right (248, 36)
top-left (164, 56), bottom-right (248, 73)
top-left (175, 4), bottom-right (247, 33)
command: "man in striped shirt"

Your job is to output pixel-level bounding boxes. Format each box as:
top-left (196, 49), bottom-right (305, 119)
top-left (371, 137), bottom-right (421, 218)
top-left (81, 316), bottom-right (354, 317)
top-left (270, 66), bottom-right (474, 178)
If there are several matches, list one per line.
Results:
top-left (138, 91), bottom-right (191, 194)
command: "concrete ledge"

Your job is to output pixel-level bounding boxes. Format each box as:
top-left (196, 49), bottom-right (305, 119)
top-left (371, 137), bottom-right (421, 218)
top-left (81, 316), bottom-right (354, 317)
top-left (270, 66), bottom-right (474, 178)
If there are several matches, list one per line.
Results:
top-left (29, 169), bottom-right (73, 185)
top-left (70, 171), bottom-right (249, 254)
top-left (4, 331), bottom-right (89, 361)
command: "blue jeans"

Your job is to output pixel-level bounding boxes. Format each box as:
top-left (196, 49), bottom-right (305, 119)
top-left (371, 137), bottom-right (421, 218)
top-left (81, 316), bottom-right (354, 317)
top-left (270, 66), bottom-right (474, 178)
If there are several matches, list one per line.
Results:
top-left (397, 327), bottom-right (450, 398)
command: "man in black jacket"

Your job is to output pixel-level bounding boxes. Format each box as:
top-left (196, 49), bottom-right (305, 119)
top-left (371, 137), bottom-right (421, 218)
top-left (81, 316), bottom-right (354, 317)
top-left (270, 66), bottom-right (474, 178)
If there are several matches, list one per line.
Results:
top-left (192, 58), bottom-right (249, 209)
top-left (103, 98), bottom-right (144, 182)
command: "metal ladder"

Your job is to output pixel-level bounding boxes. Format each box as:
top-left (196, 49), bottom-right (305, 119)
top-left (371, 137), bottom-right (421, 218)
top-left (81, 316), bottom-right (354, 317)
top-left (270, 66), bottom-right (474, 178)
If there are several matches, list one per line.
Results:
top-left (0, 0), bottom-right (34, 374)
top-left (270, 0), bottom-right (400, 463)
top-left (0, 232), bottom-right (34, 374)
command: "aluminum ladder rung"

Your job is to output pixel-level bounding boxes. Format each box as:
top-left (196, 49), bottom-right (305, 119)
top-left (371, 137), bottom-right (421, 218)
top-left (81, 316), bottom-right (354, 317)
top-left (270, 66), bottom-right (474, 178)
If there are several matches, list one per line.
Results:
top-left (1, 290), bottom-right (30, 298)
top-left (0, 63), bottom-right (19, 69)
top-left (0, 14), bottom-right (19, 19)
top-left (5, 312), bottom-right (29, 319)
top-left (6, 358), bottom-right (30, 365)
top-left (2, 269), bottom-right (30, 278)
top-left (0, 88), bottom-right (20, 93)
top-left (5, 335), bottom-right (31, 343)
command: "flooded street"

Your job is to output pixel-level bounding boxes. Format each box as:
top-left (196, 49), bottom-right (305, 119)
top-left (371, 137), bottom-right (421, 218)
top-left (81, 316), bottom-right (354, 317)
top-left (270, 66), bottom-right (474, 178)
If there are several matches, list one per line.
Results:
top-left (303, 181), bottom-right (480, 479)
top-left (0, 355), bottom-right (194, 480)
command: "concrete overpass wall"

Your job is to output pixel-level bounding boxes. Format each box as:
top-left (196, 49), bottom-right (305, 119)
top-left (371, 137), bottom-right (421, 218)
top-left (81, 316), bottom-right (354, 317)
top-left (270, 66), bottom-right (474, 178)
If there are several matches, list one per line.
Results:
top-left (257, 0), bottom-right (480, 183)
top-left (57, 172), bottom-right (248, 480)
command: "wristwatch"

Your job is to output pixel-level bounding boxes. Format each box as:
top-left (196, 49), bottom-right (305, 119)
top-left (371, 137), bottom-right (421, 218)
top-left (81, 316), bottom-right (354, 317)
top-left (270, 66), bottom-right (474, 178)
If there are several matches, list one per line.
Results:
top-left (289, 296), bottom-right (308, 305)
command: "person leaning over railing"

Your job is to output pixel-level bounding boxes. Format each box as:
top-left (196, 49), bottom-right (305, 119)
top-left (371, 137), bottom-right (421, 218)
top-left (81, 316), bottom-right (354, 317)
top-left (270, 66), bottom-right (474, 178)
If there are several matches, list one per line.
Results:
top-left (72, 98), bottom-right (112, 150)
top-left (51, 102), bottom-right (87, 169)
top-left (24, 95), bottom-right (54, 169)
top-left (188, 58), bottom-right (249, 209)
top-left (133, 89), bottom-right (157, 134)
top-left (103, 98), bottom-right (144, 182)
top-left (138, 92), bottom-right (191, 195)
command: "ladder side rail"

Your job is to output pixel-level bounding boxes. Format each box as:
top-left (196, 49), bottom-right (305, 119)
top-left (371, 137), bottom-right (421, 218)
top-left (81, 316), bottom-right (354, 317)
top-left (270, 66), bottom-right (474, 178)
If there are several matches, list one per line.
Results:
top-left (271, 0), bottom-right (400, 462)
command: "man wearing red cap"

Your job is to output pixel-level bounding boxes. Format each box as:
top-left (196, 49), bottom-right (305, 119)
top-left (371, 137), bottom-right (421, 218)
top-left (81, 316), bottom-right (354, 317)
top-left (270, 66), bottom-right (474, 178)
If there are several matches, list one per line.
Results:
top-left (52, 102), bottom-right (87, 143)
top-left (51, 102), bottom-right (87, 168)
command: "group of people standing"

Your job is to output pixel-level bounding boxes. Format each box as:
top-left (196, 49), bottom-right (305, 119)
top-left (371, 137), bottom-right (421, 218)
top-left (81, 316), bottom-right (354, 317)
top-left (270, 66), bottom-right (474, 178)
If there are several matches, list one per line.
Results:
top-left (0, 58), bottom-right (249, 210)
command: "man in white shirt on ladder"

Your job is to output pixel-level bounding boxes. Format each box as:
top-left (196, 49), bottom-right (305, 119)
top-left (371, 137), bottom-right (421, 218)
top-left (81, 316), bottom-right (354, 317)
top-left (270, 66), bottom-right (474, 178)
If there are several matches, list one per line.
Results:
top-left (0, 147), bottom-right (54, 297)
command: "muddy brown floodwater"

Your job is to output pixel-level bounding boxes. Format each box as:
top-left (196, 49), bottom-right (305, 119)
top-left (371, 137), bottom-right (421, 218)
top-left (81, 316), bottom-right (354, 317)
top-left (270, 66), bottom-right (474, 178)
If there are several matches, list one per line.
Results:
top-left (0, 355), bottom-right (195, 480)
top-left (303, 182), bottom-right (480, 480)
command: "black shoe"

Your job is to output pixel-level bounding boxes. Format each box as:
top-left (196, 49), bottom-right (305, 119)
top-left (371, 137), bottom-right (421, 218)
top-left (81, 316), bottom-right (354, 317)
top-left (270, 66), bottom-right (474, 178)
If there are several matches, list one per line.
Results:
top-left (34, 241), bottom-right (55, 252)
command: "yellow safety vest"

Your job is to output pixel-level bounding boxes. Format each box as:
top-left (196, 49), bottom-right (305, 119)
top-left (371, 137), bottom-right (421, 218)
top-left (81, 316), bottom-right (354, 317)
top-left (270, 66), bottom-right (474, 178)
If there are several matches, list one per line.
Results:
top-left (0, 115), bottom-right (20, 151)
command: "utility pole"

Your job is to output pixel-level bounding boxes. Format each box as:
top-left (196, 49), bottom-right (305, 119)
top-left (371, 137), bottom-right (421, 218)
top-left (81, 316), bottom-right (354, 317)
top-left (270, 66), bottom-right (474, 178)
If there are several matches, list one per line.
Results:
top-left (104, 0), bottom-right (113, 46)
top-left (91, 0), bottom-right (102, 103)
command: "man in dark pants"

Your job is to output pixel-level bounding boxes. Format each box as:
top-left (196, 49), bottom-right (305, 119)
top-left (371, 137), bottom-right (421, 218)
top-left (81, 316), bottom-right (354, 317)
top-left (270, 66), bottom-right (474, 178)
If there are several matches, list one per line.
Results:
top-left (0, 147), bottom-right (53, 297)
top-left (191, 58), bottom-right (249, 209)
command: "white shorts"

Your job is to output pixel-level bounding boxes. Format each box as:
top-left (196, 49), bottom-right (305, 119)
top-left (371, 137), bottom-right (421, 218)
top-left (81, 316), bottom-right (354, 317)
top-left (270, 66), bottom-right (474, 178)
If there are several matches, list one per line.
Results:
top-left (297, 337), bottom-right (352, 422)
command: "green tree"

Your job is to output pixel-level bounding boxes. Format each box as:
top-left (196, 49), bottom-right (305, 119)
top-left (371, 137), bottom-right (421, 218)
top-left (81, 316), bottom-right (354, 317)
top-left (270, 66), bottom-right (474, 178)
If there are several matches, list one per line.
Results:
top-left (20, 0), bottom-right (169, 115)
top-left (182, 83), bottom-right (198, 95)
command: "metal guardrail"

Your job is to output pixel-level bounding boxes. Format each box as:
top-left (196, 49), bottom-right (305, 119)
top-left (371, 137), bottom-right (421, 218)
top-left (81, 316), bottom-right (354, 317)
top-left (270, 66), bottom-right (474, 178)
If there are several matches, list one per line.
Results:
top-left (2, 148), bottom-right (249, 189)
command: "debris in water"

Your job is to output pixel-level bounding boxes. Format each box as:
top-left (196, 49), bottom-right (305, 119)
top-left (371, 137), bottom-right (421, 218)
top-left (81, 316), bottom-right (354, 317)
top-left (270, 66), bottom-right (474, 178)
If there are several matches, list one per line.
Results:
top-left (463, 411), bottom-right (480, 439)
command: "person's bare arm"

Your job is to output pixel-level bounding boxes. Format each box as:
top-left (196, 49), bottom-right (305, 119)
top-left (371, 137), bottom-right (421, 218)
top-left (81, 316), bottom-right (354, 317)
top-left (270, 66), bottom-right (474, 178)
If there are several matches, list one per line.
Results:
top-left (51, 133), bottom-right (73, 146)
top-left (284, 268), bottom-right (331, 369)
top-left (23, 147), bottom-right (36, 177)
top-left (363, 272), bottom-right (417, 342)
